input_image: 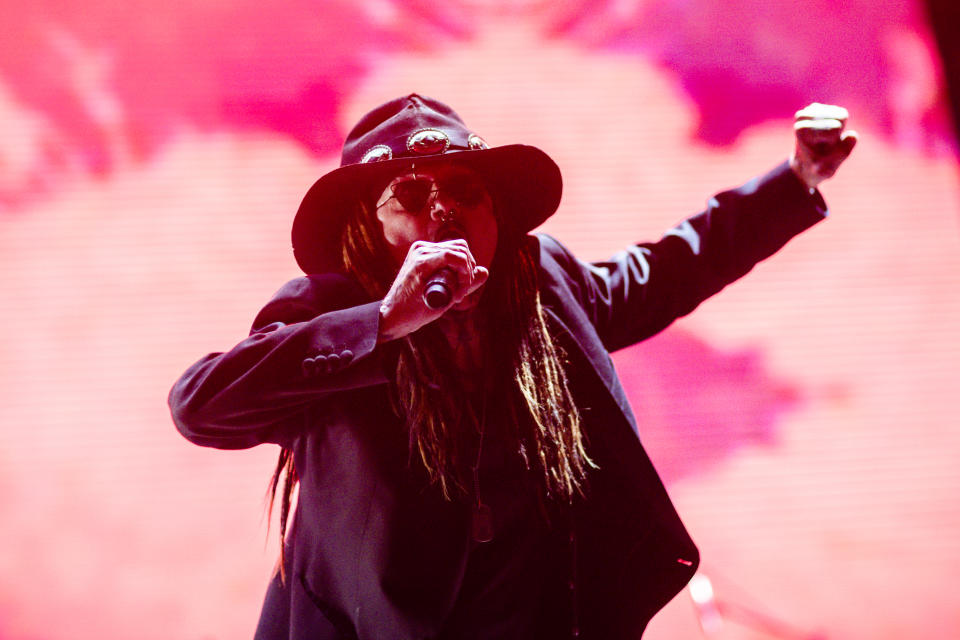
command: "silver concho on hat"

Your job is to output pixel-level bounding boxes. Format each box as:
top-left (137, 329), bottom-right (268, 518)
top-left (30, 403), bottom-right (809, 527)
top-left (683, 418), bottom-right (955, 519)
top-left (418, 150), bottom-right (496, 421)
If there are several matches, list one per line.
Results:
top-left (407, 129), bottom-right (450, 155)
top-left (361, 145), bottom-right (393, 163)
top-left (467, 134), bottom-right (489, 150)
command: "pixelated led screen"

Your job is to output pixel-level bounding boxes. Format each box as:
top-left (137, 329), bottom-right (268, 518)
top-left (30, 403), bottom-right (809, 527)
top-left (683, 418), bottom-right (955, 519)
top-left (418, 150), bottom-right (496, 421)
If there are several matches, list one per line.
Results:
top-left (1, 1), bottom-right (959, 638)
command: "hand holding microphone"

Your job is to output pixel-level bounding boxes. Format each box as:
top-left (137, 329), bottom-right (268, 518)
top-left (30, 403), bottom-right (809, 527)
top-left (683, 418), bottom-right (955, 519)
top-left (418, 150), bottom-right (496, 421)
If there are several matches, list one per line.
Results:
top-left (378, 239), bottom-right (489, 343)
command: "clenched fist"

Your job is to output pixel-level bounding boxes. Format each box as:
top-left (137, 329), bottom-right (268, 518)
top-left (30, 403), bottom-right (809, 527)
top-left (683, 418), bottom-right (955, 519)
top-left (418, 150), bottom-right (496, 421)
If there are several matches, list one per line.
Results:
top-left (790, 103), bottom-right (858, 190)
top-left (377, 239), bottom-right (489, 343)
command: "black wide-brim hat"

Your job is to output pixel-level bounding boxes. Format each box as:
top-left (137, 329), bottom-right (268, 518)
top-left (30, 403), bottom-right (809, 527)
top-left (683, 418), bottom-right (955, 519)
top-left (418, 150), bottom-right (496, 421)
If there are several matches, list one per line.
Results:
top-left (292, 94), bottom-right (563, 274)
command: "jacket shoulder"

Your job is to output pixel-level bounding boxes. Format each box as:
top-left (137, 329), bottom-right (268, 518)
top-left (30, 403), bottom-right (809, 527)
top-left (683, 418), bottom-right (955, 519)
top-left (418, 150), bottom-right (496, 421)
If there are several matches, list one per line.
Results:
top-left (251, 274), bottom-right (371, 332)
top-left (531, 233), bottom-right (582, 274)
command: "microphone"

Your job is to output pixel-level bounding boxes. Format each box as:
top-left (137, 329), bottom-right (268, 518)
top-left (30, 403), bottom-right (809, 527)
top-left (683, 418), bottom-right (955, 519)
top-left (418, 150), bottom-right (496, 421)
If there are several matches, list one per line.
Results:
top-left (423, 267), bottom-right (458, 309)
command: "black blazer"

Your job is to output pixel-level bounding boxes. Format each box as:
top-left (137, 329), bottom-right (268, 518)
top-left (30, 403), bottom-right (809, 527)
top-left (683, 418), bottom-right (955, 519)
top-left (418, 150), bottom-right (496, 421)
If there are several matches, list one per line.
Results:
top-left (169, 162), bottom-right (827, 639)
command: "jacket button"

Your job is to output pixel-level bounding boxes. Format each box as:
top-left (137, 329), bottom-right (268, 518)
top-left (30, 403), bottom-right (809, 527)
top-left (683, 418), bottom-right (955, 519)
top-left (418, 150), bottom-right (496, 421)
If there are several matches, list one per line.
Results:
top-left (301, 357), bottom-right (316, 377)
top-left (326, 353), bottom-right (340, 370)
top-left (314, 354), bottom-right (329, 373)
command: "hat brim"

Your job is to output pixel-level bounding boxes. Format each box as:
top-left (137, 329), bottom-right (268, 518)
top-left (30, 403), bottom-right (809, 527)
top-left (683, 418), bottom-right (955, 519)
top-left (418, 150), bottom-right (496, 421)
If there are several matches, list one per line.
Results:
top-left (291, 144), bottom-right (562, 274)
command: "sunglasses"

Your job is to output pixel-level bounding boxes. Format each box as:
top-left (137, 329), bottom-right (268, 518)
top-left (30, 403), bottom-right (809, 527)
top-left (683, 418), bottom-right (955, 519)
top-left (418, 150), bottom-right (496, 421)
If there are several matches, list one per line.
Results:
top-left (379, 174), bottom-right (487, 213)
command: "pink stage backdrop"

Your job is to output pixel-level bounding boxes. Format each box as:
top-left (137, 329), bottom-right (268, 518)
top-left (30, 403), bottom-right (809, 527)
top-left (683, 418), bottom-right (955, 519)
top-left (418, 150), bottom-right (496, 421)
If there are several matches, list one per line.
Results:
top-left (1, 2), bottom-right (958, 639)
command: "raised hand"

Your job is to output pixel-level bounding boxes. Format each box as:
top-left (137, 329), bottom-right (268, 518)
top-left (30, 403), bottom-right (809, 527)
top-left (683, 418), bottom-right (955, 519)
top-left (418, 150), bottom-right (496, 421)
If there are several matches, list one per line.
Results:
top-left (790, 103), bottom-right (858, 189)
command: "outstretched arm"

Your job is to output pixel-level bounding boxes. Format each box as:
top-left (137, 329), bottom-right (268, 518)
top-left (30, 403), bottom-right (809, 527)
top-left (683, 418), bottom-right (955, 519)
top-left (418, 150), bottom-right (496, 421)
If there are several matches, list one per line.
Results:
top-left (544, 104), bottom-right (857, 352)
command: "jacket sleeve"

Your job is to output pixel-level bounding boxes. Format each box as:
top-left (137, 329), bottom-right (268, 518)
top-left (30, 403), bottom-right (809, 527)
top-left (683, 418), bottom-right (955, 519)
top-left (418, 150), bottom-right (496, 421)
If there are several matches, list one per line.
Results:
top-left (168, 274), bottom-right (389, 450)
top-left (542, 161), bottom-right (828, 352)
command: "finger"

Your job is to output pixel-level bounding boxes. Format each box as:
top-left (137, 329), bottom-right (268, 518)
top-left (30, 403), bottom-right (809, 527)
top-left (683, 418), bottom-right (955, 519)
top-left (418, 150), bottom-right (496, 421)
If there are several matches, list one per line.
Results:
top-left (437, 238), bottom-right (470, 249)
top-left (795, 103), bottom-right (849, 123)
top-left (454, 267), bottom-right (489, 303)
top-left (812, 139), bottom-right (857, 180)
top-left (840, 130), bottom-right (859, 157)
top-left (408, 240), bottom-right (475, 274)
top-left (794, 118), bottom-right (844, 134)
top-left (428, 247), bottom-right (478, 291)
top-left (421, 250), bottom-right (476, 290)
top-left (818, 130), bottom-right (858, 168)
top-left (826, 132), bottom-right (858, 173)
top-left (409, 239), bottom-right (468, 256)
top-left (413, 239), bottom-right (473, 263)
top-left (797, 134), bottom-right (842, 162)
top-left (437, 239), bottom-right (476, 272)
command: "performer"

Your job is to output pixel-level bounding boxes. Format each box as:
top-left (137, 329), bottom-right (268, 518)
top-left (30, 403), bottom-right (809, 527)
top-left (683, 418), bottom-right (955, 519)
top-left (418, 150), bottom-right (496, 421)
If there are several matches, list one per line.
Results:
top-left (169, 95), bottom-right (856, 639)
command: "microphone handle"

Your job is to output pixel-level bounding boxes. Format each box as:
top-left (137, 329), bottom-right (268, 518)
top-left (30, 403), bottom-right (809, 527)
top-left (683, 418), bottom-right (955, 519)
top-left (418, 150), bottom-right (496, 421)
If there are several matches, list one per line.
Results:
top-left (423, 267), bottom-right (458, 309)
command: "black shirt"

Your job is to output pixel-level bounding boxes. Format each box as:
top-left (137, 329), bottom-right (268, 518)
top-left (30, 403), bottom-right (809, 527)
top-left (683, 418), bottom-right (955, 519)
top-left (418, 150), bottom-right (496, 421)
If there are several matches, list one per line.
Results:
top-left (437, 393), bottom-right (573, 639)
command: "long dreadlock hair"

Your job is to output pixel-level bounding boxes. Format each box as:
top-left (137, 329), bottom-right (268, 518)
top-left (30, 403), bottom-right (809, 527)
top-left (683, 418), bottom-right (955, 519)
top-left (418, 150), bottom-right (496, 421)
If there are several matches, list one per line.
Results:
top-left (268, 192), bottom-right (594, 580)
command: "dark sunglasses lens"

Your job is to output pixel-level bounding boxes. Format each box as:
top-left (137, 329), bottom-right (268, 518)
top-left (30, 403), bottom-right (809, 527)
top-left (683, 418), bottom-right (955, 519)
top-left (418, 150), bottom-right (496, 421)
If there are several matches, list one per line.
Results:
top-left (446, 177), bottom-right (485, 207)
top-left (393, 179), bottom-right (433, 212)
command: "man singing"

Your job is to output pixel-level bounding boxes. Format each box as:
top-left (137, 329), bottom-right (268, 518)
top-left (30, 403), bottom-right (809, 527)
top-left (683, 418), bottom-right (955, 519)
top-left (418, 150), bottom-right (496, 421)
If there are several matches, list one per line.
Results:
top-left (169, 94), bottom-right (856, 639)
